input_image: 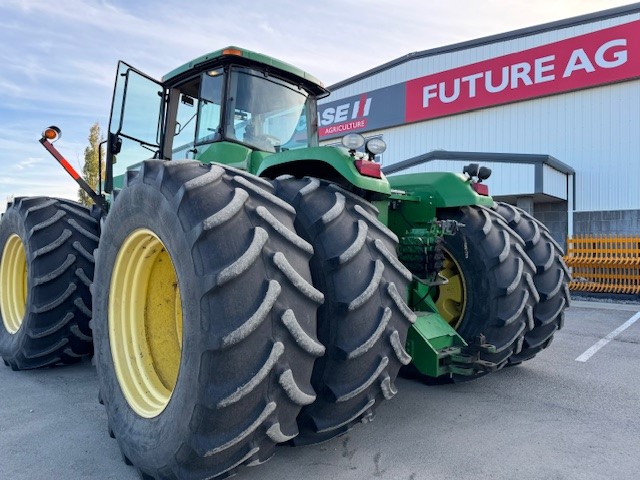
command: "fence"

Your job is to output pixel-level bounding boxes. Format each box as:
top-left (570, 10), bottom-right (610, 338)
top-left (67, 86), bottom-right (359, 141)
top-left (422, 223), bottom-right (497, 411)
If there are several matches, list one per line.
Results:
top-left (564, 234), bottom-right (640, 294)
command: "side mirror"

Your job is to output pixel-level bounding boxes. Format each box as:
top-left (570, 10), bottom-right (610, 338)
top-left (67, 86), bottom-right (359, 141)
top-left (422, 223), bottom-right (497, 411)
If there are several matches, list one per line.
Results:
top-left (105, 132), bottom-right (122, 193)
top-left (109, 132), bottom-right (122, 155)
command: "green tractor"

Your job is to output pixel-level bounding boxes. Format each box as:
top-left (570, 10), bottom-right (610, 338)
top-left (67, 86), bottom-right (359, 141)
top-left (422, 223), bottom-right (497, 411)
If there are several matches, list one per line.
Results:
top-left (0, 47), bottom-right (569, 479)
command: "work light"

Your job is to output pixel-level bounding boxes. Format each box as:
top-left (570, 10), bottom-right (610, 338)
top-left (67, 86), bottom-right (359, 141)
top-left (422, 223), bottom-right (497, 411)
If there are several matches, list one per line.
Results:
top-left (365, 138), bottom-right (386, 156)
top-left (341, 133), bottom-right (365, 150)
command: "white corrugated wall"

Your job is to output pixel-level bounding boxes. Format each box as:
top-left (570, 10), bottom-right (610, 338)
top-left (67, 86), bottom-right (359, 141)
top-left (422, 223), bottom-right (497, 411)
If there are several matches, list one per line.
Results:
top-left (543, 165), bottom-right (568, 200)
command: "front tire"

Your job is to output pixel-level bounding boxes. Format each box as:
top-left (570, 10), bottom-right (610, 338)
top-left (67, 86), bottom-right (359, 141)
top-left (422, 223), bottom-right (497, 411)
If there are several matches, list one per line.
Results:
top-left (93, 161), bottom-right (323, 479)
top-left (0, 197), bottom-right (97, 369)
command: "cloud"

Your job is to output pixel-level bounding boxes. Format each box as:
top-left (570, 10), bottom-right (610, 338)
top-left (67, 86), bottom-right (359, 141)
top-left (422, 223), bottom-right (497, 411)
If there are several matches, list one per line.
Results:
top-left (0, 78), bottom-right (23, 95)
top-left (11, 157), bottom-right (43, 171)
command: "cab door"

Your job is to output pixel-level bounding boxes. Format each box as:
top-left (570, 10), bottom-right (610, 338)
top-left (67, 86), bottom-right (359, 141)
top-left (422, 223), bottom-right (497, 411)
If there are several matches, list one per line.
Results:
top-left (105, 62), bottom-right (166, 192)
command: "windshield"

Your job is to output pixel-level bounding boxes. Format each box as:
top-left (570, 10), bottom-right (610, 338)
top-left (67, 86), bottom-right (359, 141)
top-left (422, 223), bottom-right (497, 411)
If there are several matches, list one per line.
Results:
top-left (225, 67), bottom-right (316, 152)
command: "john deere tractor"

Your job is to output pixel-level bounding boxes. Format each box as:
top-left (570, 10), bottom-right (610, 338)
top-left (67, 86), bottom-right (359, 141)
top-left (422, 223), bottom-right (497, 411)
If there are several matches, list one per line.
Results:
top-left (0, 47), bottom-right (569, 479)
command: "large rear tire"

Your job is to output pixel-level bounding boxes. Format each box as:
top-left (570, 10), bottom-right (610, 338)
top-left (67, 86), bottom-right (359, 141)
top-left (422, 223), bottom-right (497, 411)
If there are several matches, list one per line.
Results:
top-left (0, 197), bottom-right (97, 369)
top-left (92, 161), bottom-right (323, 479)
top-left (435, 205), bottom-right (539, 380)
top-left (491, 202), bottom-right (570, 363)
top-left (274, 177), bottom-right (415, 444)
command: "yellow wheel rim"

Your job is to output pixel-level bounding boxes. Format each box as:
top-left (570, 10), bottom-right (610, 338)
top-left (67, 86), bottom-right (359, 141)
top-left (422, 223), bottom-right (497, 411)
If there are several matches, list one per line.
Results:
top-left (0, 234), bottom-right (28, 334)
top-left (435, 250), bottom-right (466, 329)
top-left (109, 229), bottom-right (183, 418)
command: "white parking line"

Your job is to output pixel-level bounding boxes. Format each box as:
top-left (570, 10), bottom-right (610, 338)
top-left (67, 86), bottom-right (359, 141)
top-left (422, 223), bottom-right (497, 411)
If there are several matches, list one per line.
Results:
top-left (575, 311), bottom-right (640, 362)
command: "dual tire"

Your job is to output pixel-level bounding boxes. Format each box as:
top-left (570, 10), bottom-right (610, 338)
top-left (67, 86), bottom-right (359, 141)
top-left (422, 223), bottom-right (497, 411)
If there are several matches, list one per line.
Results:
top-left (433, 203), bottom-right (569, 379)
top-left (0, 197), bottom-right (97, 369)
top-left (435, 205), bottom-right (538, 378)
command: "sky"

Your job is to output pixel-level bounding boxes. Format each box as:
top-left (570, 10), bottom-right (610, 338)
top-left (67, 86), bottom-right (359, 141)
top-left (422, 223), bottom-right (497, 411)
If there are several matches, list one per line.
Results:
top-left (0, 0), bottom-right (634, 212)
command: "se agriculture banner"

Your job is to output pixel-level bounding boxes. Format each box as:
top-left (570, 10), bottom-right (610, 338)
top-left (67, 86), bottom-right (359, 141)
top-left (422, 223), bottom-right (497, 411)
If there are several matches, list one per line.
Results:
top-left (318, 83), bottom-right (405, 138)
top-left (318, 20), bottom-right (640, 139)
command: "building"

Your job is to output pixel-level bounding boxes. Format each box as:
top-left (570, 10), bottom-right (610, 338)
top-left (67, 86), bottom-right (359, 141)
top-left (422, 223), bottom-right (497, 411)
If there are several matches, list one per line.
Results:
top-left (318, 3), bottom-right (640, 246)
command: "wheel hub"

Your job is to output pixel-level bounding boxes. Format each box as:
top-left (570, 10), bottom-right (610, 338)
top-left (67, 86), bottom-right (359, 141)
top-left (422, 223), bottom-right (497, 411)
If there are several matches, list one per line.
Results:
top-left (0, 234), bottom-right (27, 334)
top-left (435, 252), bottom-right (466, 330)
top-left (109, 229), bottom-right (183, 418)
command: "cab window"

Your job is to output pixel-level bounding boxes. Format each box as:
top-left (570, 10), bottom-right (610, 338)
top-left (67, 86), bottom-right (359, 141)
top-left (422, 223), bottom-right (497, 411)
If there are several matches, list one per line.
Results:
top-left (225, 67), bottom-right (314, 153)
top-left (196, 69), bottom-right (224, 144)
top-left (172, 77), bottom-right (200, 159)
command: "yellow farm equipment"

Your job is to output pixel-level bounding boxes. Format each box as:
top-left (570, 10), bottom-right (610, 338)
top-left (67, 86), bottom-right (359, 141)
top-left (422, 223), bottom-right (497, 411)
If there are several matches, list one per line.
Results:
top-left (565, 234), bottom-right (640, 294)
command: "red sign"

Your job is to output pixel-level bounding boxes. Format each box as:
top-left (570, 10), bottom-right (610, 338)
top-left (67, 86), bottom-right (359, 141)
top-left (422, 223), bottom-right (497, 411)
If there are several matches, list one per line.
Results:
top-left (405, 20), bottom-right (640, 122)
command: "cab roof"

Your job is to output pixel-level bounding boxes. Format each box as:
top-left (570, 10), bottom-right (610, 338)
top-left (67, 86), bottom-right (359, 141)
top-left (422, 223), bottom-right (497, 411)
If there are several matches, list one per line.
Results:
top-left (162, 46), bottom-right (328, 97)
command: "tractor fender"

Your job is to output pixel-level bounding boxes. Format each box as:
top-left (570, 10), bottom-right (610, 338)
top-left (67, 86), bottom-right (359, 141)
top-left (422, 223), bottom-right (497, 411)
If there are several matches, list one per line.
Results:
top-left (256, 146), bottom-right (391, 196)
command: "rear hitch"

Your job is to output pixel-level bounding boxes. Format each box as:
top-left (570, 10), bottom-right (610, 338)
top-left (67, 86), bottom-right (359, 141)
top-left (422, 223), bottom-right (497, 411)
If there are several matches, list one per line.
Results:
top-left (449, 335), bottom-right (499, 375)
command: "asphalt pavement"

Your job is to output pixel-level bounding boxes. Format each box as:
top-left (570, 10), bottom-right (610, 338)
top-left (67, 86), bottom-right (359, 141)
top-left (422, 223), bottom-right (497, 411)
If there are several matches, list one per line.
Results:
top-left (1, 300), bottom-right (639, 480)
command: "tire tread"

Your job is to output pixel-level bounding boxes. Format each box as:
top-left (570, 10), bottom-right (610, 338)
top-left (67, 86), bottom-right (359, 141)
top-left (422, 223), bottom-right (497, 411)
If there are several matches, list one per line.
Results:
top-left (491, 202), bottom-right (570, 364)
top-left (274, 177), bottom-right (412, 443)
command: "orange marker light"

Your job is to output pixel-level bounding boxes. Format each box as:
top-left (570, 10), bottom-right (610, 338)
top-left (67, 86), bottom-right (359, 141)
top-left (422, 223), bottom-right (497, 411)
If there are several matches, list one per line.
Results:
top-left (42, 126), bottom-right (61, 143)
top-left (222, 48), bottom-right (243, 56)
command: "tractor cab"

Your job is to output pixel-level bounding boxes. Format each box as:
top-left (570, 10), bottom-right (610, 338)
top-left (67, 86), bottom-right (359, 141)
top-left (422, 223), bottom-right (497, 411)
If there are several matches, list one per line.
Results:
top-left (105, 47), bottom-right (329, 191)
